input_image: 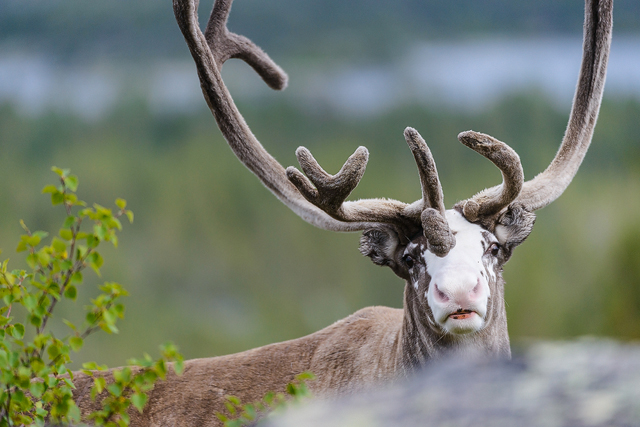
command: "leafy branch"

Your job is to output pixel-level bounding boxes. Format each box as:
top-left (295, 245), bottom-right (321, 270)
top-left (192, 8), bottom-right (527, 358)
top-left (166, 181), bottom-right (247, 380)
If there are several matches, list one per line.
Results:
top-left (216, 372), bottom-right (315, 427)
top-left (0, 167), bottom-right (181, 427)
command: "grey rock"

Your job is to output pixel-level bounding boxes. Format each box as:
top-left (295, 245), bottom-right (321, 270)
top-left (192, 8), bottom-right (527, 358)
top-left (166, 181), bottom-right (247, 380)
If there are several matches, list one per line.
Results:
top-left (265, 339), bottom-right (640, 427)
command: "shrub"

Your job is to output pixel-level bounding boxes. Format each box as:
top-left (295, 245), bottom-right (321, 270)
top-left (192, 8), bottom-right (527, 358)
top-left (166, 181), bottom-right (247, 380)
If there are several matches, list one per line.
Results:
top-left (0, 167), bottom-right (183, 426)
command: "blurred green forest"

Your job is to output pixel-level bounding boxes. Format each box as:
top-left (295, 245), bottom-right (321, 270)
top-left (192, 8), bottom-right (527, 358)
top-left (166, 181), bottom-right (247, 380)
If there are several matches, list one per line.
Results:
top-left (1, 0), bottom-right (639, 368)
top-left (1, 93), bottom-right (639, 368)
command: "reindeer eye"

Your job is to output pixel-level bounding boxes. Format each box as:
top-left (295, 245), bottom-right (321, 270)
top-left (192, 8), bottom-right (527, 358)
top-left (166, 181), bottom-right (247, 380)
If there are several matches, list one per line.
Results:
top-left (488, 242), bottom-right (500, 257)
top-left (402, 254), bottom-right (415, 268)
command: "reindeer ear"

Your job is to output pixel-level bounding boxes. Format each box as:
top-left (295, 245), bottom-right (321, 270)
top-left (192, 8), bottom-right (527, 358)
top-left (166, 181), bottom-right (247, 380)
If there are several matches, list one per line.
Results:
top-left (494, 205), bottom-right (536, 258)
top-left (360, 226), bottom-right (416, 279)
top-left (360, 226), bottom-right (401, 266)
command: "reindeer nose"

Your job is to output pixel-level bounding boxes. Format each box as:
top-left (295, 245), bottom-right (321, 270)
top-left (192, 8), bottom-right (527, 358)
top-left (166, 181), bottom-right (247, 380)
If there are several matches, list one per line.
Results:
top-left (433, 278), bottom-right (483, 306)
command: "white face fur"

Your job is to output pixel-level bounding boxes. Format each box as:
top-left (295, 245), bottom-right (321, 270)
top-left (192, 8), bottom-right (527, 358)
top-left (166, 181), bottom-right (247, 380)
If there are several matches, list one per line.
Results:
top-left (404, 210), bottom-right (501, 335)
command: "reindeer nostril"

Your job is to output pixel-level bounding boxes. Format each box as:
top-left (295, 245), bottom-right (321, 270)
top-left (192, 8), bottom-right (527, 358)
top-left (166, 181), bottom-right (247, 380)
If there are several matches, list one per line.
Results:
top-left (435, 284), bottom-right (449, 302)
top-left (472, 279), bottom-right (481, 295)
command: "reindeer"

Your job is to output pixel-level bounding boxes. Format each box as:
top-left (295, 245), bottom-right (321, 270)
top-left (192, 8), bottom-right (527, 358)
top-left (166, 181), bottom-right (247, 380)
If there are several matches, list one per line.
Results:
top-left (72, 0), bottom-right (612, 425)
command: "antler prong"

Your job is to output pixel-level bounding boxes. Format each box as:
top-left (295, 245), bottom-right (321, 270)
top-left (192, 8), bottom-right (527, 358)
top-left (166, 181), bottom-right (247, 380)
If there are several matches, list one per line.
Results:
top-left (202, 0), bottom-right (288, 90)
top-left (403, 127), bottom-right (446, 216)
top-left (287, 146), bottom-right (369, 216)
top-left (457, 131), bottom-right (524, 221)
top-left (403, 128), bottom-right (454, 256)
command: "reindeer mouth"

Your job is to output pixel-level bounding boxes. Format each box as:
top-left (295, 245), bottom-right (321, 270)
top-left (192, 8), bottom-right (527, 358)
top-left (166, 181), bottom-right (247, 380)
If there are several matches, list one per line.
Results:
top-left (448, 309), bottom-right (475, 320)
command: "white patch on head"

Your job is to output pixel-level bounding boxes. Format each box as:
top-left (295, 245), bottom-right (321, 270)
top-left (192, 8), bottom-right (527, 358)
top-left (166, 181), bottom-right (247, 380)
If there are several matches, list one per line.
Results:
top-left (494, 224), bottom-right (510, 245)
top-left (421, 210), bottom-right (497, 335)
top-left (406, 242), bottom-right (422, 290)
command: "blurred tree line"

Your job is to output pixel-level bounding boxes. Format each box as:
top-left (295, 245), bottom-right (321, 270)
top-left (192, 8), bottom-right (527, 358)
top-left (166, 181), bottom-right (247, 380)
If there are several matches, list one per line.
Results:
top-left (2, 0), bottom-right (640, 61)
top-left (0, 91), bottom-right (638, 368)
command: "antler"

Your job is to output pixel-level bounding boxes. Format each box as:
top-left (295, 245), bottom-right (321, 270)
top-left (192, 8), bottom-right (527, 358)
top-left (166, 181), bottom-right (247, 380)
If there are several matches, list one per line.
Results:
top-left (173, 0), bottom-right (455, 251)
top-left (456, 131), bottom-right (524, 222)
top-left (174, 0), bottom-right (368, 232)
top-left (457, 0), bottom-right (612, 221)
top-left (516, 0), bottom-right (612, 211)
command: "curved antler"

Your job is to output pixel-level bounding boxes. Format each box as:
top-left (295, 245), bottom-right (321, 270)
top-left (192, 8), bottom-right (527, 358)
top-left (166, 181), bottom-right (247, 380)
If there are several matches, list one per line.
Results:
top-left (404, 128), bottom-right (446, 216)
top-left (174, 0), bottom-right (382, 232)
top-left (174, 0), bottom-right (451, 238)
top-left (456, 131), bottom-right (524, 222)
top-left (515, 0), bottom-right (613, 211)
top-left (456, 0), bottom-right (612, 222)
top-left (403, 128), bottom-right (455, 256)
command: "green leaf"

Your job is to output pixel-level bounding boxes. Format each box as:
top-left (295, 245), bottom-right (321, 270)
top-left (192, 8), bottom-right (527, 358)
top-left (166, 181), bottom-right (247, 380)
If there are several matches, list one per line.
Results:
top-left (64, 285), bottom-right (77, 300)
top-left (70, 271), bottom-right (83, 284)
top-left (42, 184), bottom-right (59, 194)
top-left (125, 210), bottom-right (134, 224)
top-left (69, 337), bottom-right (83, 352)
top-left (33, 230), bottom-right (49, 239)
top-left (16, 240), bottom-right (27, 252)
top-left (51, 191), bottom-right (64, 206)
top-left (109, 217), bottom-right (123, 231)
top-left (30, 381), bottom-right (45, 398)
top-left (90, 252), bottom-right (104, 274)
top-left (107, 382), bottom-right (122, 397)
top-left (94, 224), bottom-right (108, 241)
top-left (113, 367), bottom-right (131, 384)
top-left (37, 248), bottom-right (51, 266)
top-left (82, 361), bottom-right (107, 371)
top-left (90, 376), bottom-right (106, 400)
top-left (76, 245), bottom-right (88, 259)
top-left (12, 323), bottom-right (25, 339)
top-left (51, 166), bottom-right (65, 177)
top-left (64, 192), bottom-right (78, 205)
top-left (47, 344), bottom-right (60, 360)
top-left (66, 402), bottom-right (81, 424)
top-left (25, 235), bottom-right (42, 247)
top-left (59, 229), bottom-right (73, 241)
top-left (63, 319), bottom-right (77, 331)
top-left (65, 175), bottom-right (79, 192)
top-left (26, 253), bottom-right (38, 269)
top-left (63, 216), bottom-right (76, 228)
top-left (86, 234), bottom-right (98, 248)
top-left (131, 393), bottom-right (149, 414)
top-left (29, 314), bottom-right (43, 328)
top-left (23, 294), bottom-right (38, 311)
top-left (243, 403), bottom-right (256, 420)
top-left (115, 198), bottom-right (127, 210)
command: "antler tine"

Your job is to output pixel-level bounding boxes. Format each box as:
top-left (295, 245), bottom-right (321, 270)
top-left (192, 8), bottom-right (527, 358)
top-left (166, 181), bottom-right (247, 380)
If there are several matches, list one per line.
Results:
top-left (456, 131), bottom-right (524, 222)
top-left (403, 127), bottom-right (455, 256)
top-left (515, 0), bottom-right (612, 211)
top-left (203, 0), bottom-right (288, 90)
top-left (286, 147), bottom-right (411, 224)
top-left (286, 146), bottom-right (369, 215)
top-left (403, 127), bottom-right (446, 216)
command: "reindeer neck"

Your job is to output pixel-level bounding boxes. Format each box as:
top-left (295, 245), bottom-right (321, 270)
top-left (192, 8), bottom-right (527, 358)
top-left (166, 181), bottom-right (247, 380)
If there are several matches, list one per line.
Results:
top-left (395, 280), bottom-right (511, 376)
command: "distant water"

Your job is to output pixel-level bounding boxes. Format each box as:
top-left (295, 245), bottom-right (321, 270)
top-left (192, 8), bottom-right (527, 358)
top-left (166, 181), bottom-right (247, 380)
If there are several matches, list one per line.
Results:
top-left (0, 36), bottom-right (638, 119)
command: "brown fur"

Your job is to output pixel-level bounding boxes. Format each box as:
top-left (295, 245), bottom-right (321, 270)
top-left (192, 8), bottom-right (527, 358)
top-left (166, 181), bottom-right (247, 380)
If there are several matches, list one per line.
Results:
top-left (73, 307), bottom-right (402, 426)
top-left (74, 283), bottom-right (509, 426)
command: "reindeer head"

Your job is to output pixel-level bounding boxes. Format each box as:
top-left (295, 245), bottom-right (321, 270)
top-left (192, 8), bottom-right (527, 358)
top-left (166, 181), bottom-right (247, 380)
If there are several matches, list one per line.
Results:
top-left (173, 0), bottom-right (612, 338)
